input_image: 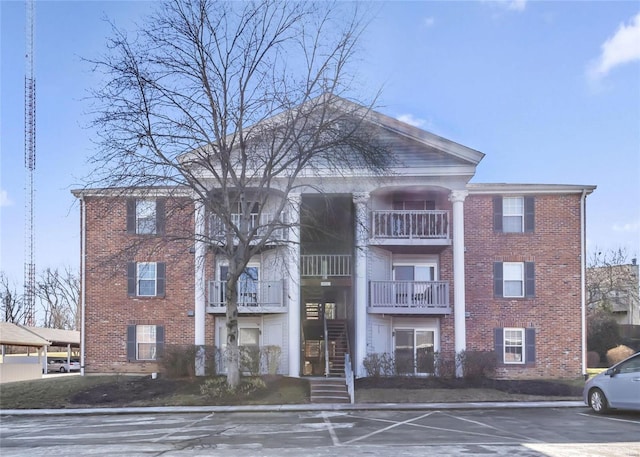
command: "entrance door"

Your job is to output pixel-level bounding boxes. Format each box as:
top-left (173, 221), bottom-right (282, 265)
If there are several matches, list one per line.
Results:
top-left (394, 329), bottom-right (435, 375)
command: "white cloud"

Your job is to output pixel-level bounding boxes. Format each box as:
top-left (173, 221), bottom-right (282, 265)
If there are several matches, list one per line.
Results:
top-left (589, 12), bottom-right (640, 79)
top-left (0, 189), bottom-right (12, 207)
top-left (397, 114), bottom-right (428, 129)
top-left (423, 17), bottom-right (435, 28)
top-left (482, 0), bottom-right (527, 13)
top-left (612, 219), bottom-right (640, 233)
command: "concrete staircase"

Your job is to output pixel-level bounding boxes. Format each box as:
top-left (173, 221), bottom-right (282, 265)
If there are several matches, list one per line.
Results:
top-left (326, 319), bottom-right (348, 377)
top-left (309, 377), bottom-right (351, 404)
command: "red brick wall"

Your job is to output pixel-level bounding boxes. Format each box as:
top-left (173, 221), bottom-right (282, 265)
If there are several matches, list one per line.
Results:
top-left (464, 193), bottom-right (583, 379)
top-left (82, 196), bottom-right (215, 374)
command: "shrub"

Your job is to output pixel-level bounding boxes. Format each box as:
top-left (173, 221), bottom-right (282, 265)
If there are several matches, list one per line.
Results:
top-left (199, 376), bottom-right (266, 400)
top-left (363, 353), bottom-right (394, 377)
top-left (588, 311), bottom-right (621, 359)
top-left (261, 345), bottom-right (282, 375)
top-left (458, 350), bottom-right (497, 379)
top-left (240, 346), bottom-right (261, 376)
top-left (587, 351), bottom-right (601, 368)
top-left (159, 345), bottom-right (219, 378)
top-left (434, 351), bottom-right (456, 378)
top-left (606, 345), bottom-right (635, 365)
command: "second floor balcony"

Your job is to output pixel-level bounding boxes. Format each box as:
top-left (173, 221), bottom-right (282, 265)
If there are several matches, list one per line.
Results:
top-left (370, 210), bottom-right (450, 245)
top-left (369, 280), bottom-right (450, 315)
top-left (207, 279), bottom-right (286, 314)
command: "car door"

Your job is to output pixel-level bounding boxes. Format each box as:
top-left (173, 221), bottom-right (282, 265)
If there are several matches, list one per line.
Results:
top-left (606, 354), bottom-right (640, 409)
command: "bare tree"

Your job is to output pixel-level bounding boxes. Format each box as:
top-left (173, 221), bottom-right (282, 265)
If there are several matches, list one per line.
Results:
top-left (587, 248), bottom-right (639, 319)
top-left (36, 267), bottom-right (80, 330)
top-left (0, 272), bottom-right (26, 324)
top-left (86, 0), bottom-right (389, 386)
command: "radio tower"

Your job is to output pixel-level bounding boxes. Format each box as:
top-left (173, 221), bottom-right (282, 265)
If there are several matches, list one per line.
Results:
top-left (24, 0), bottom-right (36, 327)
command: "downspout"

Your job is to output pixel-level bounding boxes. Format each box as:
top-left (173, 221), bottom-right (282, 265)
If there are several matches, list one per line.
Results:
top-left (580, 189), bottom-right (587, 379)
top-left (80, 196), bottom-right (87, 376)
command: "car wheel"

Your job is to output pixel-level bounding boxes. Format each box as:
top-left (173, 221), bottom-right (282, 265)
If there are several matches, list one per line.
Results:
top-left (60, 367), bottom-right (67, 373)
top-left (589, 388), bottom-right (609, 414)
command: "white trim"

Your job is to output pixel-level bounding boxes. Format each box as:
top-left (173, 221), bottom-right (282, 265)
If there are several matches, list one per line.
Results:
top-left (503, 327), bottom-right (525, 365)
top-left (467, 183), bottom-right (596, 195)
top-left (503, 262), bottom-right (525, 298)
top-left (137, 262), bottom-right (158, 297)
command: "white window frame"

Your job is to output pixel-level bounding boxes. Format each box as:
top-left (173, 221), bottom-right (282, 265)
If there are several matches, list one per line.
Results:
top-left (503, 328), bottom-right (525, 364)
top-left (503, 262), bottom-right (524, 298)
top-left (137, 262), bottom-right (157, 297)
top-left (136, 200), bottom-right (156, 235)
top-left (136, 325), bottom-right (157, 360)
top-left (392, 322), bottom-right (440, 376)
top-left (502, 197), bottom-right (524, 233)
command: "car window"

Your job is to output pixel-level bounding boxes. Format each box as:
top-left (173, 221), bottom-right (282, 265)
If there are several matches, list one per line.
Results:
top-left (618, 355), bottom-right (640, 374)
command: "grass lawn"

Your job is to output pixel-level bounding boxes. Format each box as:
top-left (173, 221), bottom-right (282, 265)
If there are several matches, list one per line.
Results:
top-left (0, 374), bottom-right (584, 409)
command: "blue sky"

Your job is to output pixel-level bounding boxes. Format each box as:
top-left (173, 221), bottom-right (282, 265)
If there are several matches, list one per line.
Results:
top-left (1, 0), bottom-right (639, 284)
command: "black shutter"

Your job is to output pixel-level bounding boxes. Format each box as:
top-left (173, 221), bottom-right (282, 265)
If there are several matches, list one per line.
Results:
top-left (155, 326), bottom-right (165, 359)
top-left (524, 197), bottom-right (535, 233)
top-left (126, 325), bottom-right (137, 361)
top-left (126, 199), bottom-right (136, 234)
top-left (493, 197), bottom-right (503, 232)
top-left (156, 199), bottom-right (165, 235)
top-left (494, 328), bottom-right (504, 364)
top-left (127, 262), bottom-right (137, 296)
top-left (493, 262), bottom-right (503, 297)
top-left (525, 328), bottom-right (536, 364)
top-left (525, 262), bottom-right (535, 298)
top-left (156, 262), bottom-right (166, 297)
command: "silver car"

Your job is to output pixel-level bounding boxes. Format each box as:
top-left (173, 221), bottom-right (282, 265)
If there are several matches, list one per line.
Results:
top-left (47, 359), bottom-right (80, 373)
top-left (583, 352), bottom-right (640, 413)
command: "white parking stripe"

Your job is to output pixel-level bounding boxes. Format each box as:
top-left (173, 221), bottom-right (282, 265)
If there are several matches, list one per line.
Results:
top-left (322, 411), bottom-right (341, 446)
top-left (342, 411), bottom-right (436, 445)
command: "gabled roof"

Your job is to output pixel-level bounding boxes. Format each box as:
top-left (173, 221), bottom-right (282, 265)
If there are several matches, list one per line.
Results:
top-left (0, 322), bottom-right (51, 347)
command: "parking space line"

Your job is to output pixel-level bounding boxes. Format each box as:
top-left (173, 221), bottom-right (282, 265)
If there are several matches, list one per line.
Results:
top-left (321, 411), bottom-right (341, 446)
top-left (151, 412), bottom-right (216, 443)
top-left (342, 411), bottom-right (436, 445)
top-left (440, 412), bottom-right (545, 443)
top-left (577, 413), bottom-right (640, 425)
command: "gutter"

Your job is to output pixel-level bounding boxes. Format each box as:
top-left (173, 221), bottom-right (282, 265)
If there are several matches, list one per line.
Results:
top-left (580, 189), bottom-right (587, 378)
top-left (80, 196), bottom-right (87, 376)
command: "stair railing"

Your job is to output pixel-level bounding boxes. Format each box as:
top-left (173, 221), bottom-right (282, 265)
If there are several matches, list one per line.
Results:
top-left (323, 312), bottom-right (330, 377)
top-left (344, 353), bottom-right (354, 404)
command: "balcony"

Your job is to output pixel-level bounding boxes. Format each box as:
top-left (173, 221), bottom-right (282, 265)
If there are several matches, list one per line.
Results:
top-left (207, 280), bottom-right (286, 314)
top-left (209, 213), bottom-right (286, 244)
top-left (300, 254), bottom-right (351, 277)
top-left (370, 210), bottom-right (450, 245)
top-left (369, 280), bottom-right (450, 315)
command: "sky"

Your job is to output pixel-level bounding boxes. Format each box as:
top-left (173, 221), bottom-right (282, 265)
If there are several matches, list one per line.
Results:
top-left (1, 0), bottom-right (639, 286)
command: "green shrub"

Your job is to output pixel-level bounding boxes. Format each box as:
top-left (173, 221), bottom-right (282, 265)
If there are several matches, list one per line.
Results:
top-left (199, 376), bottom-right (267, 400)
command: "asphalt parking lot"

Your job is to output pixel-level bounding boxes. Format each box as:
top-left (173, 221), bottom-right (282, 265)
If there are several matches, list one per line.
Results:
top-left (1, 407), bottom-right (639, 456)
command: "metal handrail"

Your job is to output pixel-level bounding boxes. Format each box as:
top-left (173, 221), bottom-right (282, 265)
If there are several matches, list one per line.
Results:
top-left (345, 354), bottom-right (354, 404)
top-left (323, 312), bottom-right (330, 377)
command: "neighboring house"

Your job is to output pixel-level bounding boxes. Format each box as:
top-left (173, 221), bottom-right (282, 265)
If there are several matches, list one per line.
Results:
top-left (72, 101), bottom-right (595, 380)
top-left (588, 262), bottom-right (640, 326)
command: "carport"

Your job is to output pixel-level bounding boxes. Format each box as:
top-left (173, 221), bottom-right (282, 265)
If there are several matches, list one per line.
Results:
top-left (0, 323), bottom-right (80, 382)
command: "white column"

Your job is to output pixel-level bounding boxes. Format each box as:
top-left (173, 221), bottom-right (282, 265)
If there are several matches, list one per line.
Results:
top-left (449, 189), bottom-right (468, 378)
top-left (353, 192), bottom-right (369, 378)
top-left (288, 193), bottom-right (302, 377)
top-left (194, 200), bottom-right (207, 376)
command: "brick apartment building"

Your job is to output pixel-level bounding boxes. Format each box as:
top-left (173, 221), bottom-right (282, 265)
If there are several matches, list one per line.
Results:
top-left (73, 101), bottom-right (595, 380)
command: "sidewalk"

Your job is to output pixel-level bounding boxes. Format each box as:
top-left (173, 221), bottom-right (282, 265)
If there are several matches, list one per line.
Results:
top-left (1, 400), bottom-right (584, 416)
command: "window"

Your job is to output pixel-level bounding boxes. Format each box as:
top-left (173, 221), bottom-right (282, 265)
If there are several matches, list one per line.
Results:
top-left (127, 198), bottom-right (165, 235)
top-left (126, 325), bottom-right (164, 361)
top-left (494, 262), bottom-right (535, 298)
top-left (493, 196), bottom-right (534, 233)
top-left (394, 328), bottom-right (437, 375)
top-left (219, 264), bottom-right (259, 304)
top-left (127, 262), bottom-right (166, 297)
top-left (494, 327), bottom-right (536, 365)
top-left (503, 328), bottom-right (524, 363)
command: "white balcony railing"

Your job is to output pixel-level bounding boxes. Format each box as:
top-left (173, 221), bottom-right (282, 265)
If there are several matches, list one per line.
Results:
top-left (209, 213), bottom-right (286, 242)
top-left (300, 254), bottom-right (351, 277)
top-left (208, 280), bottom-right (284, 308)
top-left (371, 210), bottom-right (449, 240)
top-left (369, 280), bottom-right (450, 314)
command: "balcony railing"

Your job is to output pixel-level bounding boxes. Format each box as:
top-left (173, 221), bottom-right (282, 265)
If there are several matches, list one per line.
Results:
top-left (369, 280), bottom-right (450, 314)
top-left (300, 254), bottom-right (351, 277)
top-left (207, 280), bottom-right (284, 310)
top-left (209, 213), bottom-right (286, 242)
top-left (371, 210), bottom-right (450, 240)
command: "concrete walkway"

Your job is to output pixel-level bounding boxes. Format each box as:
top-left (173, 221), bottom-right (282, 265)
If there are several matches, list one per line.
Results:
top-left (0, 400), bottom-right (585, 416)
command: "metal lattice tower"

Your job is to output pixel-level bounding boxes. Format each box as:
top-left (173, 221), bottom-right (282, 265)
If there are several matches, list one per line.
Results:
top-left (24, 0), bottom-right (36, 326)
